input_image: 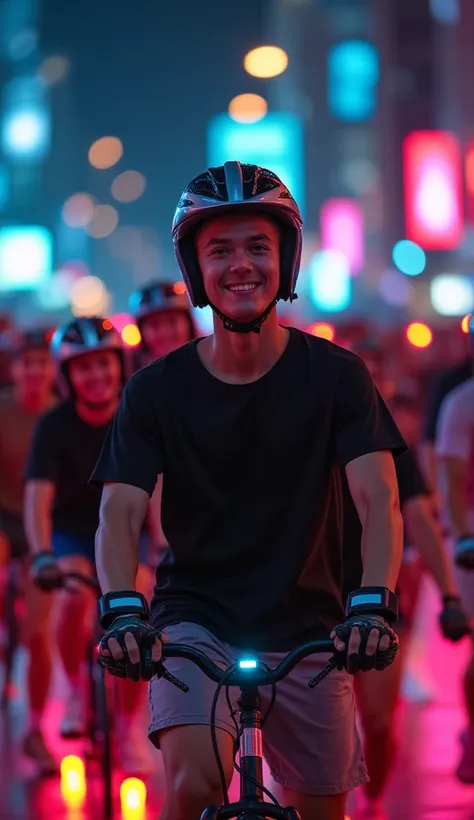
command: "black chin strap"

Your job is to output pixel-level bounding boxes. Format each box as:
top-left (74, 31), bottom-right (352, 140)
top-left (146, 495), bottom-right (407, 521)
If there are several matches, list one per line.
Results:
top-left (208, 293), bottom-right (297, 334)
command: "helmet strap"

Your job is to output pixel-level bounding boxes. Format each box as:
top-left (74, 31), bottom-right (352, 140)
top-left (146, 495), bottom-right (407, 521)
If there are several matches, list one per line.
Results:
top-left (207, 296), bottom-right (279, 335)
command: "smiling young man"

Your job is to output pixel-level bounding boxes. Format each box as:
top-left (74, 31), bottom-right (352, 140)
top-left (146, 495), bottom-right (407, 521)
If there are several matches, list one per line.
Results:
top-left (92, 162), bottom-right (405, 820)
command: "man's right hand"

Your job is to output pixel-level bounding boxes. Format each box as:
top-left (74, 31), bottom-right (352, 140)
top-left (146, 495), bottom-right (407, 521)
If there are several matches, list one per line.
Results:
top-left (98, 616), bottom-right (165, 682)
top-left (30, 551), bottom-right (62, 591)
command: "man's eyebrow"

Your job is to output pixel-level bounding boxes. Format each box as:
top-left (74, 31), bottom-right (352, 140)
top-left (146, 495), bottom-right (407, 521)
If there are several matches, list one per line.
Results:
top-left (205, 233), bottom-right (273, 248)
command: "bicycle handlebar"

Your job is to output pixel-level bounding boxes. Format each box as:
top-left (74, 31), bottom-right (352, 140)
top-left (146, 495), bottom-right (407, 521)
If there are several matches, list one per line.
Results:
top-left (159, 638), bottom-right (338, 688)
top-left (61, 571), bottom-right (101, 595)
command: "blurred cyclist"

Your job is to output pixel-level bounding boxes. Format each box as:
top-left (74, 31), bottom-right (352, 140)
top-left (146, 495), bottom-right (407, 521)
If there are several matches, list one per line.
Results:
top-left (92, 162), bottom-right (404, 820)
top-left (130, 280), bottom-right (196, 367)
top-left (346, 394), bottom-right (469, 818)
top-left (23, 318), bottom-right (153, 775)
top-left (0, 330), bottom-right (55, 684)
top-left (421, 348), bottom-right (471, 493)
top-left (436, 316), bottom-right (474, 782)
top-left (130, 281), bottom-right (197, 556)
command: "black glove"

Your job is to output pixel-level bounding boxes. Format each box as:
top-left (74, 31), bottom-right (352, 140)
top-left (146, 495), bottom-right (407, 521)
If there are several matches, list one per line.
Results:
top-left (439, 596), bottom-right (471, 642)
top-left (98, 614), bottom-right (162, 682)
top-left (30, 551), bottom-right (62, 591)
top-left (332, 613), bottom-right (399, 675)
top-left (455, 535), bottom-right (474, 570)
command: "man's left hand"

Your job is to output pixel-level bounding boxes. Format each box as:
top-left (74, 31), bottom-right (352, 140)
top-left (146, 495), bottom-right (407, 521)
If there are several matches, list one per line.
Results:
top-left (331, 613), bottom-right (399, 675)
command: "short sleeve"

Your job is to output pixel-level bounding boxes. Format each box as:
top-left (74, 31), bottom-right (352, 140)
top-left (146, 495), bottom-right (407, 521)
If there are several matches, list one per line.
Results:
top-left (24, 414), bottom-right (61, 483)
top-left (89, 372), bottom-right (163, 497)
top-left (436, 392), bottom-right (471, 462)
top-left (333, 356), bottom-right (406, 466)
top-left (395, 448), bottom-right (430, 505)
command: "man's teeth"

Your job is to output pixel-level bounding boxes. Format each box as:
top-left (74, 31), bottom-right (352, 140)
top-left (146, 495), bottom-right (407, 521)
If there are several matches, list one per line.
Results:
top-left (228, 284), bottom-right (258, 292)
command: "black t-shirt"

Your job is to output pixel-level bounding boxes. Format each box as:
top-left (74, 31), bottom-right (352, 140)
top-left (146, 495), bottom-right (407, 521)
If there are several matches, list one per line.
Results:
top-left (91, 328), bottom-right (406, 651)
top-left (25, 401), bottom-right (111, 539)
top-left (423, 359), bottom-right (472, 442)
top-left (342, 446), bottom-right (430, 600)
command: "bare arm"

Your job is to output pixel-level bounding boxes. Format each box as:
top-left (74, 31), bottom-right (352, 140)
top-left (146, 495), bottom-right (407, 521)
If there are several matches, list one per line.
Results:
top-left (419, 441), bottom-right (437, 493)
top-left (147, 475), bottom-right (166, 547)
top-left (346, 451), bottom-right (403, 592)
top-left (403, 494), bottom-right (458, 596)
top-left (95, 482), bottom-right (150, 593)
top-left (24, 479), bottom-right (55, 556)
top-left (438, 457), bottom-right (470, 539)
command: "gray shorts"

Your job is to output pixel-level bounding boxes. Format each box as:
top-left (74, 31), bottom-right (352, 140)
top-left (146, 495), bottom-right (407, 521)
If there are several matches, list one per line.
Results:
top-left (148, 621), bottom-right (368, 796)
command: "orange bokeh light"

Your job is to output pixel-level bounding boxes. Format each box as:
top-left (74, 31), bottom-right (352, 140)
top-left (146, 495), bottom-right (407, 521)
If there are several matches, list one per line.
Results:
top-left (88, 136), bottom-right (123, 170)
top-left (102, 319), bottom-right (113, 330)
top-left (461, 314), bottom-right (472, 333)
top-left (172, 281), bottom-right (187, 296)
top-left (308, 322), bottom-right (335, 342)
top-left (406, 322), bottom-right (433, 348)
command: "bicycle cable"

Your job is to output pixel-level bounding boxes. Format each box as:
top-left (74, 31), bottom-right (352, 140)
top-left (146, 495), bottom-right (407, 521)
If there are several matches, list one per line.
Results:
top-left (210, 665), bottom-right (280, 808)
top-left (228, 678), bottom-right (280, 806)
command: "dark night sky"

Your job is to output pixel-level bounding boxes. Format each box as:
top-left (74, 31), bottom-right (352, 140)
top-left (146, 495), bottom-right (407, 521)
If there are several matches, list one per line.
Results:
top-left (39, 0), bottom-right (268, 286)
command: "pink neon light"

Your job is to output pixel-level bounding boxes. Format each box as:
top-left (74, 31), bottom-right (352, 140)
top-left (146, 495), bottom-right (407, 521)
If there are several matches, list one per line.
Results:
top-left (109, 313), bottom-right (135, 332)
top-left (403, 131), bottom-right (463, 250)
top-left (320, 199), bottom-right (364, 274)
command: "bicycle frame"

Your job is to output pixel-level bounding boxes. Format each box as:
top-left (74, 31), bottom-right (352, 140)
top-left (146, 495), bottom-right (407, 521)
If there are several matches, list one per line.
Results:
top-left (202, 681), bottom-right (301, 820)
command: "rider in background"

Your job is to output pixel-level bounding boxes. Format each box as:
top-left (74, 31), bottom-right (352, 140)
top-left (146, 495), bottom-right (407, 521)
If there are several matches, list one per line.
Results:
top-left (130, 280), bottom-right (197, 368)
top-left (92, 162), bottom-right (404, 820)
top-left (22, 318), bottom-right (153, 775)
top-left (130, 281), bottom-right (197, 554)
top-left (347, 393), bottom-right (469, 818)
top-left (421, 352), bottom-right (471, 493)
top-left (436, 318), bottom-right (474, 782)
top-left (0, 330), bottom-right (56, 672)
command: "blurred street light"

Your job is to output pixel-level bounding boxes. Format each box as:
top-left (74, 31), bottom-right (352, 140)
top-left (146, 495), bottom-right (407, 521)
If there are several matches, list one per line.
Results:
top-left (88, 136), bottom-right (123, 169)
top-left (62, 193), bottom-right (95, 228)
top-left (228, 94), bottom-right (268, 123)
top-left (70, 276), bottom-right (110, 316)
top-left (243, 46), bottom-right (288, 78)
top-left (38, 55), bottom-right (70, 86)
top-left (111, 170), bottom-right (146, 203)
top-left (86, 204), bottom-right (118, 239)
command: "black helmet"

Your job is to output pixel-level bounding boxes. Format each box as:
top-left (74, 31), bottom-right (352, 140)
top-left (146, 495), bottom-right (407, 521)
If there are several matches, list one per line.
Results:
top-left (50, 317), bottom-right (125, 396)
top-left (129, 280), bottom-right (196, 335)
top-left (172, 161), bottom-right (303, 334)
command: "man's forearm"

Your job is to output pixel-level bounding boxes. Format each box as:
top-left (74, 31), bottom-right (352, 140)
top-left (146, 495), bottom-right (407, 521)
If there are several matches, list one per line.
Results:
top-left (419, 442), bottom-right (437, 493)
top-left (24, 484), bottom-right (53, 556)
top-left (95, 488), bottom-right (147, 593)
top-left (360, 500), bottom-right (404, 592)
top-left (25, 510), bottom-right (52, 556)
top-left (95, 519), bottom-right (140, 593)
top-left (404, 497), bottom-right (458, 597)
top-left (443, 483), bottom-right (469, 539)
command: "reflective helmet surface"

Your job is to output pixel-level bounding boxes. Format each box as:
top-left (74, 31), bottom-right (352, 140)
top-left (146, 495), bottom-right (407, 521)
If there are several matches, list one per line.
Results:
top-left (129, 281), bottom-right (191, 320)
top-left (172, 161), bottom-right (303, 309)
top-left (50, 317), bottom-right (123, 364)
